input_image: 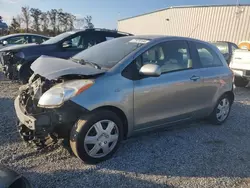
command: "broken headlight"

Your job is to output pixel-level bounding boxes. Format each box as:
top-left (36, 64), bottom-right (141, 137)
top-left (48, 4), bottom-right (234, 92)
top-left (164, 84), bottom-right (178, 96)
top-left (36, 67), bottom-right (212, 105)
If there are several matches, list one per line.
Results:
top-left (38, 80), bottom-right (94, 108)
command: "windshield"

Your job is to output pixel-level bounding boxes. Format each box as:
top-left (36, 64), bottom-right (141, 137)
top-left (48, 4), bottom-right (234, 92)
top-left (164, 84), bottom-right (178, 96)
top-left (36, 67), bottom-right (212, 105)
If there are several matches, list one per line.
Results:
top-left (211, 42), bottom-right (229, 54)
top-left (73, 37), bottom-right (150, 69)
top-left (42, 31), bottom-right (76, 44)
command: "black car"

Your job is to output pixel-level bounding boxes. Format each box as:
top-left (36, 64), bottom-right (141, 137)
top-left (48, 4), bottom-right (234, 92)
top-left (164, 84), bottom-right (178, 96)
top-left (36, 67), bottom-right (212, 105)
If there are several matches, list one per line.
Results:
top-left (0, 29), bottom-right (132, 83)
top-left (0, 33), bottom-right (49, 49)
top-left (210, 41), bottom-right (238, 64)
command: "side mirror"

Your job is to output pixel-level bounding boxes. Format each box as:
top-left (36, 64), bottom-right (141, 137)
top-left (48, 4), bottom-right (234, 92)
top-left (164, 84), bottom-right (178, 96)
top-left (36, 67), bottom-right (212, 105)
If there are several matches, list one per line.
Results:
top-left (2, 40), bottom-right (8, 46)
top-left (139, 64), bottom-right (161, 77)
top-left (62, 40), bottom-right (72, 48)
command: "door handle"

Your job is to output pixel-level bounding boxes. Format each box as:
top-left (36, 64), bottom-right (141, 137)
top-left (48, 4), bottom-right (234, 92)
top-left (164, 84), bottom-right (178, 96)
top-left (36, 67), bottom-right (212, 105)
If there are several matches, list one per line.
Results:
top-left (190, 75), bottom-right (200, 81)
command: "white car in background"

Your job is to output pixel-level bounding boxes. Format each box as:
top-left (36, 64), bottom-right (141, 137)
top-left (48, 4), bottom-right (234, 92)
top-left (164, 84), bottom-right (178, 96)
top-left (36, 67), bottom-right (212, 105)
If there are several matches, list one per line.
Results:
top-left (230, 49), bottom-right (250, 87)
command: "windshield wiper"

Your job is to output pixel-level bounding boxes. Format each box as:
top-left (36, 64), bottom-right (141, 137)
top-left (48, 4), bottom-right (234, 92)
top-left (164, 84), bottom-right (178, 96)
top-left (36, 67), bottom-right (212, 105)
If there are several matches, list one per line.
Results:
top-left (71, 58), bottom-right (101, 69)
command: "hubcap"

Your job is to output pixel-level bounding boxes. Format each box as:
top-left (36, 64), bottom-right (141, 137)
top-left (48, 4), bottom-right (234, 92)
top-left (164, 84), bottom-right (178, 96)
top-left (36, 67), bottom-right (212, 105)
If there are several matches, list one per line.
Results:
top-left (84, 120), bottom-right (119, 158)
top-left (216, 98), bottom-right (230, 122)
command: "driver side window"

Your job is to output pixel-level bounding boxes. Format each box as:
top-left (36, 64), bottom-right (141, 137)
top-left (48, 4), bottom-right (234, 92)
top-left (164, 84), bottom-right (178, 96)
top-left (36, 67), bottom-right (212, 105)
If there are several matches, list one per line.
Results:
top-left (62, 34), bottom-right (83, 49)
top-left (136, 40), bottom-right (193, 74)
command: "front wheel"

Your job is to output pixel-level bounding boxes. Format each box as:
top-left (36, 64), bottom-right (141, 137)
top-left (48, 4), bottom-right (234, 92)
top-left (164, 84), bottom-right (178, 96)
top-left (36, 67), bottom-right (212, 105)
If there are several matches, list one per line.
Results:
top-left (209, 95), bottom-right (232, 125)
top-left (70, 110), bottom-right (123, 164)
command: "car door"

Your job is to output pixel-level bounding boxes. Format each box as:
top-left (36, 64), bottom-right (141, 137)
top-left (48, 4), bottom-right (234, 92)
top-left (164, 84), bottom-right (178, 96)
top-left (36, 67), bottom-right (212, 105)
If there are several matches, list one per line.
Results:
top-left (133, 40), bottom-right (204, 131)
top-left (190, 41), bottom-right (226, 113)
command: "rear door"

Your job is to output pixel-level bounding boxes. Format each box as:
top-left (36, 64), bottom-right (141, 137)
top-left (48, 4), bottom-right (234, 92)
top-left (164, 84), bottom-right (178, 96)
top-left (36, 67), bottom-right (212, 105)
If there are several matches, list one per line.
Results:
top-left (133, 40), bottom-right (204, 131)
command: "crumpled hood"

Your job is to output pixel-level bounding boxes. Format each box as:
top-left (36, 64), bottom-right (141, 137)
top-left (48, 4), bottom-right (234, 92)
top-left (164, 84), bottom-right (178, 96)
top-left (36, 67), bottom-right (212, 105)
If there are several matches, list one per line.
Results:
top-left (31, 55), bottom-right (106, 80)
top-left (0, 43), bottom-right (38, 52)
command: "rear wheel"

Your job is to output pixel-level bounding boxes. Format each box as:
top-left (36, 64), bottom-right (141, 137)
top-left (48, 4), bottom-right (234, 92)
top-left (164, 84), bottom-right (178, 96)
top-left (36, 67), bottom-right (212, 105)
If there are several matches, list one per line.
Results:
top-left (234, 76), bottom-right (249, 87)
top-left (209, 95), bottom-right (232, 125)
top-left (70, 110), bottom-right (123, 164)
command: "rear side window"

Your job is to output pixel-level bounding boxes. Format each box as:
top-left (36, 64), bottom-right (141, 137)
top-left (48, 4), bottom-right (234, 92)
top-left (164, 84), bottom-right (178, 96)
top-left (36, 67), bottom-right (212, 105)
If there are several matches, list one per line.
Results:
top-left (31, 36), bottom-right (48, 44)
top-left (195, 42), bottom-right (223, 68)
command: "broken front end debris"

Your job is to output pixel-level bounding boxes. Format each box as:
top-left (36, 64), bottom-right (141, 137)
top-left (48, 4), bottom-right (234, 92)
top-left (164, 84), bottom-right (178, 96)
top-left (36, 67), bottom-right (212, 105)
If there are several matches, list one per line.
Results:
top-left (0, 51), bottom-right (25, 80)
top-left (15, 75), bottom-right (88, 149)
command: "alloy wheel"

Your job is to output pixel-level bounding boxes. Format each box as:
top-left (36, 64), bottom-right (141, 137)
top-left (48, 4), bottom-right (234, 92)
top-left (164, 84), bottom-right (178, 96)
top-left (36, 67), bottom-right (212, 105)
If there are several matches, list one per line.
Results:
top-left (216, 98), bottom-right (230, 122)
top-left (84, 120), bottom-right (119, 158)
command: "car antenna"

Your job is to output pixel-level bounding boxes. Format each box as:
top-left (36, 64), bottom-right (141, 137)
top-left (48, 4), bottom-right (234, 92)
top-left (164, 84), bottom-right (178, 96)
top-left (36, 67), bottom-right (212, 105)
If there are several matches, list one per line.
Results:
top-left (188, 24), bottom-right (199, 37)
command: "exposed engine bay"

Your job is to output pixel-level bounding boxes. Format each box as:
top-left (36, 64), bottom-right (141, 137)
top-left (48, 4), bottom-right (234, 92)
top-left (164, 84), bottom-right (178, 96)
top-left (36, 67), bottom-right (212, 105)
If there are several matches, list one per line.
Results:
top-left (17, 74), bottom-right (89, 149)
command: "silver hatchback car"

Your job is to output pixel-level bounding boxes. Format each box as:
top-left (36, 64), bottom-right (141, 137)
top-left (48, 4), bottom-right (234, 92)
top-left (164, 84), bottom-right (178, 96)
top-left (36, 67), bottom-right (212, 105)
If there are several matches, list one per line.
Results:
top-left (15, 36), bottom-right (234, 163)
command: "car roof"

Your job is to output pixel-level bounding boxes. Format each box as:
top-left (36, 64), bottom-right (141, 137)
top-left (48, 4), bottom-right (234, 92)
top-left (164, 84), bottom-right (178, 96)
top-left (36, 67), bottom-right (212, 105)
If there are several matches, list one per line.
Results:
top-left (115, 35), bottom-right (210, 43)
top-left (210, 41), bottom-right (236, 45)
top-left (0, 33), bottom-right (49, 40)
top-left (72, 28), bottom-right (132, 36)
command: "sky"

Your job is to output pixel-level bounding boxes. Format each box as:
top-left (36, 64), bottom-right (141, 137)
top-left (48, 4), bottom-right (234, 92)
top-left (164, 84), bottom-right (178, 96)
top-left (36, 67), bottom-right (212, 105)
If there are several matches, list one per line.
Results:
top-left (0, 0), bottom-right (250, 29)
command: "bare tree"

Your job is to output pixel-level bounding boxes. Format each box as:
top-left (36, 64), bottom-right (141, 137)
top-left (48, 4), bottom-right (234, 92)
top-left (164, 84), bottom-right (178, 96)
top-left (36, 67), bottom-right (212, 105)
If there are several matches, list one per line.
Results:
top-left (48, 9), bottom-right (58, 35)
top-left (40, 12), bottom-right (49, 33)
top-left (68, 14), bottom-right (76, 30)
top-left (74, 18), bottom-right (85, 29)
top-left (30, 8), bottom-right (42, 32)
top-left (84, 15), bottom-right (94, 29)
top-left (21, 6), bottom-right (31, 32)
top-left (58, 9), bottom-right (66, 32)
top-left (16, 14), bottom-right (23, 28)
top-left (9, 17), bottom-right (20, 33)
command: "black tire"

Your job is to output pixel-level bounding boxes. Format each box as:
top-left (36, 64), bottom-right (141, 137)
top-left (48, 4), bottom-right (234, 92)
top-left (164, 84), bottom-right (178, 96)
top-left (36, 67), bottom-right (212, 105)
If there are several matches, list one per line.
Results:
top-left (70, 110), bottom-right (123, 164)
top-left (209, 94), bottom-right (232, 125)
top-left (234, 76), bottom-right (249, 87)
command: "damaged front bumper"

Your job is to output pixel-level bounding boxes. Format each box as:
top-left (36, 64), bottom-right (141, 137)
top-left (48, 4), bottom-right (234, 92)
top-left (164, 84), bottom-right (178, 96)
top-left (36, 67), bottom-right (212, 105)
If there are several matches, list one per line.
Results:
top-left (14, 95), bottom-right (88, 149)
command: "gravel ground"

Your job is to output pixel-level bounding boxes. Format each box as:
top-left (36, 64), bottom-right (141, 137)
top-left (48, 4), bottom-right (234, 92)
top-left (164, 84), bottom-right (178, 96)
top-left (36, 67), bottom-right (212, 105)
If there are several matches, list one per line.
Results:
top-left (1, 78), bottom-right (250, 188)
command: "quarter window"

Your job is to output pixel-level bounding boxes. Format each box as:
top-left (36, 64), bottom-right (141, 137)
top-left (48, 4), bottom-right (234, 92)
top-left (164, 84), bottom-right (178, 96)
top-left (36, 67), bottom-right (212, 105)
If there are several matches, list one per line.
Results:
top-left (136, 40), bottom-right (193, 74)
top-left (195, 42), bottom-right (223, 67)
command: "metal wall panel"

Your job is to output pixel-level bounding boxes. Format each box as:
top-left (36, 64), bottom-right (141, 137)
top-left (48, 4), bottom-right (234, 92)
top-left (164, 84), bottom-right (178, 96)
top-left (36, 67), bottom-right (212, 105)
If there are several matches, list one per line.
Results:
top-left (118, 5), bottom-right (250, 44)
